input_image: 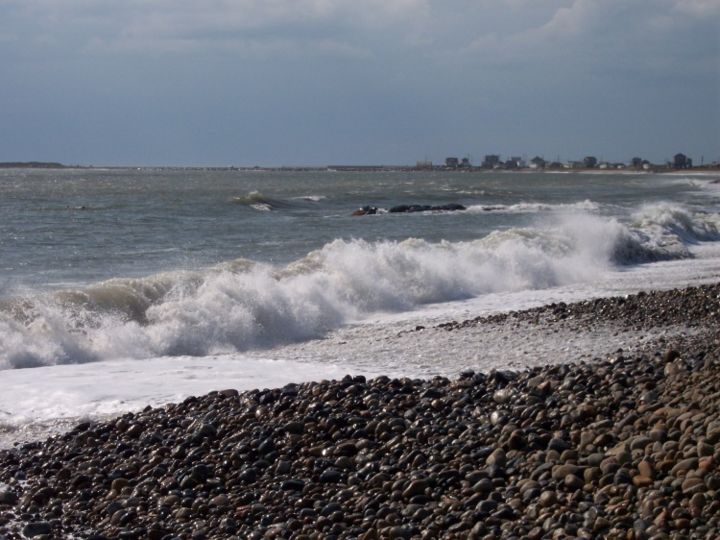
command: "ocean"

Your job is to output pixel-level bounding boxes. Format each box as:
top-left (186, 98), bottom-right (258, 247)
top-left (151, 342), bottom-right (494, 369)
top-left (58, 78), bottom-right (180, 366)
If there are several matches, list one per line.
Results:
top-left (2, 167), bottom-right (720, 443)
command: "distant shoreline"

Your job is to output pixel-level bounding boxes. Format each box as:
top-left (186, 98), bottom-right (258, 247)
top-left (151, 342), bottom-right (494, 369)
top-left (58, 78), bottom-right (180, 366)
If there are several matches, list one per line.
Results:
top-left (1, 161), bottom-right (718, 174)
top-left (0, 161), bottom-right (69, 169)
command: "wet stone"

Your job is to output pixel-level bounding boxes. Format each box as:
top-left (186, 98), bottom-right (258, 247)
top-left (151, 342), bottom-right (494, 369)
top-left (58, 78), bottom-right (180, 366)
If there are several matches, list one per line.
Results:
top-left (681, 477), bottom-right (706, 495)
top-left (539, 491), bottom-right (557, 508)
top-left (0, 490), bottom-right (17, 505)
top-left (402, 479), bottom-right (428, 499)
top-left (547, 438), bottom-right (570, 452)
top-left (22, 521), bottom-right (53, 537)
top-left (320, 469), bottom-right (343, 483)
top-left (281, 479), bottom-right (305, 491)
top-left (564, 474), bottom-right (584, 490)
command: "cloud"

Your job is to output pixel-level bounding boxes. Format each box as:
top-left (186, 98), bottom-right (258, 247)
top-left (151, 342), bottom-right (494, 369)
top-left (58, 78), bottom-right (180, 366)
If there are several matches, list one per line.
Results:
top-left (4, 0), bottom-right (716, 68)
top-left (2, 0), bottom-right (430, 57)
top-left (674, 0), bottom-right (720, 16)
top-left (461, 0), bottom-right (719, 76)
top-left (0, 0), bottom-right (717, 167)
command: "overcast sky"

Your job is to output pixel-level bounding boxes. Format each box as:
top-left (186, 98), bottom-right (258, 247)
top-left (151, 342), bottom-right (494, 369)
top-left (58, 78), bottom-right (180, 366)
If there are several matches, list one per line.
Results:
top-left (1, 0), bottom-right (718, 166)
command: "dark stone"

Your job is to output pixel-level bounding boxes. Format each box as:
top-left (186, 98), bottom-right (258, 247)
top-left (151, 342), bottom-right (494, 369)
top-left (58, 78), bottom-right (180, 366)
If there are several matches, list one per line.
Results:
top-left (22, 521), bottom-right (52, 537)
top-left (281, 479), bottom-right (305, 491)
top-left (320, 469), bottom-right (343, 483)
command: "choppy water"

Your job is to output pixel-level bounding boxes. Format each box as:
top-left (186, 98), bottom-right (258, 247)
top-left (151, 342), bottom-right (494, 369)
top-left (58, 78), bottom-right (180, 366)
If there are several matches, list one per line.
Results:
top-left (2, 168), bottom-right (720, 439)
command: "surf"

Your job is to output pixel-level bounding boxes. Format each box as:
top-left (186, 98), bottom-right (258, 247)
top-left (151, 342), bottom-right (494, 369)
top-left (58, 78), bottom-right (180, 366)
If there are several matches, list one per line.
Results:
top-left (1, 203), bottom-right (717, 369)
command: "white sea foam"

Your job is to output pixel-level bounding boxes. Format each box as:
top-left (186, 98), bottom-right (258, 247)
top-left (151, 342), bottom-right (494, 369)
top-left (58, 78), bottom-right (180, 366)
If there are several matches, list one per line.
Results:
top-left (664, 175), bottom-right (720, 190)
top-left (0, 205), bottom-right (717, 369)
top-left (0, 355), bottom-right (350, 446)
top-left (467, 199), bottom-right (600, 213)
top-left (293, 195), bottom-right (327, 202)
top-left (632, 202), bottom-right (720, 248)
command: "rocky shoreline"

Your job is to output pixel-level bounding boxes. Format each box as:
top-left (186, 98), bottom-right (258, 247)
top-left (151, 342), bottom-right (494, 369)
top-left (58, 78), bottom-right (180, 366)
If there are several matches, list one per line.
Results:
top-left (1, 286), bottom-right (720, 539)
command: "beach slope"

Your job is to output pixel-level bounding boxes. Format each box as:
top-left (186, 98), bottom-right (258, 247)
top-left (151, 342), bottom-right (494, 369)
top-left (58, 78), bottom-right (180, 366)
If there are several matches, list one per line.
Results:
top-left (1, 285), bottom-right (719, 539)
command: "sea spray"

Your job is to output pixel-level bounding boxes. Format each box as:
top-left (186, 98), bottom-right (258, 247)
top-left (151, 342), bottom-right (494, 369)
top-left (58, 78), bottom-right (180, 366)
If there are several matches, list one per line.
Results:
top-left (0, 207), bottom-right (717, 368)
top-left (633, 202), bottom-right (720, 244)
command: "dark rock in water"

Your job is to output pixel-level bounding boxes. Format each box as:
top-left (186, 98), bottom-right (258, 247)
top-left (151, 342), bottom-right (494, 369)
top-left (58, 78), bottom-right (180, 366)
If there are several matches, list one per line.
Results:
top-left (353, 203), bottom-right (466, 215)
top-left (352, 205), bottom-right (378, 216)
top-left (433, 203), bottom-right (466, 211)
top-left (390, 204), bottom-right (429, 213)
top-left (389, 203), bottom-right (466, 213)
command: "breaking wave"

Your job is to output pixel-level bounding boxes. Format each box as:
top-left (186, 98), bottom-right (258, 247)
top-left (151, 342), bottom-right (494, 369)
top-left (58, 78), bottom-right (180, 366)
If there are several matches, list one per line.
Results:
top-left (1, 204), bottom-right (718, 369)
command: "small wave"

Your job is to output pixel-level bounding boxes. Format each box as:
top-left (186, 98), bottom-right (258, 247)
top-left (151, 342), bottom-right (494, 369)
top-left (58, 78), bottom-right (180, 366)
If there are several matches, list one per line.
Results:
top-left (292, 195), bottom-right (327, 202)
top-left (231, 190), bottom-right (267, 205)
top-left (1, 205), bottom-right (718, 369)
top-left (467, 200), bottom-right (600, 213)
top-left (232, 191), bottom-right (291, 211)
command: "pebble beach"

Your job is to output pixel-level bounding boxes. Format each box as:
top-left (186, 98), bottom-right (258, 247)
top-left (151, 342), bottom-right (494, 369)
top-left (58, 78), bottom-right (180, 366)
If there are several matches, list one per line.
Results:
top-left (2, 284), bottom-right (720, 539)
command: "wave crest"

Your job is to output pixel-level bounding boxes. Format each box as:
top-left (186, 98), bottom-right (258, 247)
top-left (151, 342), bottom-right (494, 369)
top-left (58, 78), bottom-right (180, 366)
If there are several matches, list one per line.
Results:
top-left (0, 205), bottom-right (717, 368)
top-left (467, 200), bottom-right (600, 214)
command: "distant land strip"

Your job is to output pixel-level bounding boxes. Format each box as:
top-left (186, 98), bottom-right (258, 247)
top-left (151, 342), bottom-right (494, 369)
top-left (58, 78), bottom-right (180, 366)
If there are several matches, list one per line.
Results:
top-left (0, 162), bottom-right (68, 169)
top-left (1, 162), bottom-right (718, 173)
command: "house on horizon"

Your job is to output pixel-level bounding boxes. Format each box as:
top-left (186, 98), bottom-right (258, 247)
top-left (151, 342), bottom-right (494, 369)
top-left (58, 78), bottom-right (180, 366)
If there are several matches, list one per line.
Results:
top-left (415, 160), bottom-right (433, 170)
top-left (445, 157), bottom-right (459, 169)
top-left (583, 156), bottom-right (598, 168)
top-left (673, 153), bottom-right (692, 169)
top-left (505, 156), bottom-right (524, 169)
top-left (482, 155), bottom-right (501, 169)
top-left (529, 156), bottom-right (546, 169)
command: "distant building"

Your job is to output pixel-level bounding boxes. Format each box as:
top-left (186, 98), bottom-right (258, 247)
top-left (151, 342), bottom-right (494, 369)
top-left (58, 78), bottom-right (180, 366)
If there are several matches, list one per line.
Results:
top-left (529, 156), bottom-right (546, 169)
top-left (673, 153), bottom-right (692, 169)
top-left (504, 156), bottom-right (523, 169)
top-left (482, 155), bottom-right (501, 169)
top-left (460, 157), bottom-right (471, 168)
top-left (583, 156), bottom-right (598, 168)
top-left (631, 157), bottom-right (644, 169)
top-left (445, 157), bottom-right (459, 169)
top-left (416, 160), bottom-right (433, 170)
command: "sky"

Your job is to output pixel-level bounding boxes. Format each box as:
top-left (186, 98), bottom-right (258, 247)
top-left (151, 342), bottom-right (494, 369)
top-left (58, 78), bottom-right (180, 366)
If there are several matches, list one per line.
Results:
top-left (0, 0), bottom-right (718, 166)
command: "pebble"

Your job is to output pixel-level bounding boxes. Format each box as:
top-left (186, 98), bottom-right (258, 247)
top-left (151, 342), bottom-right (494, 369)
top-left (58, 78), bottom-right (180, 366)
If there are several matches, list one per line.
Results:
top-left (21, 521), bottom-right (52, 537)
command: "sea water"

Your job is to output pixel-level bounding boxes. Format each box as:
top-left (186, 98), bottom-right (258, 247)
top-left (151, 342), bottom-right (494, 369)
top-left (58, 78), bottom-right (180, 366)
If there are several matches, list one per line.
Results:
top-left (2, 168), bottom-right (720, 443)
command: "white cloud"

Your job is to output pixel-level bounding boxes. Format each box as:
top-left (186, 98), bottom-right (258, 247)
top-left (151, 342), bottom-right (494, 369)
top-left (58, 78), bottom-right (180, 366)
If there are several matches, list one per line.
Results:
top-left (2, 0), bottom-right (717, 71)
top-left (1, 0), bottom-right (431, 58)
top-left (673, 0), bottom-right (720, 16)
top-left (461, 0), bottom-right (719, 75)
